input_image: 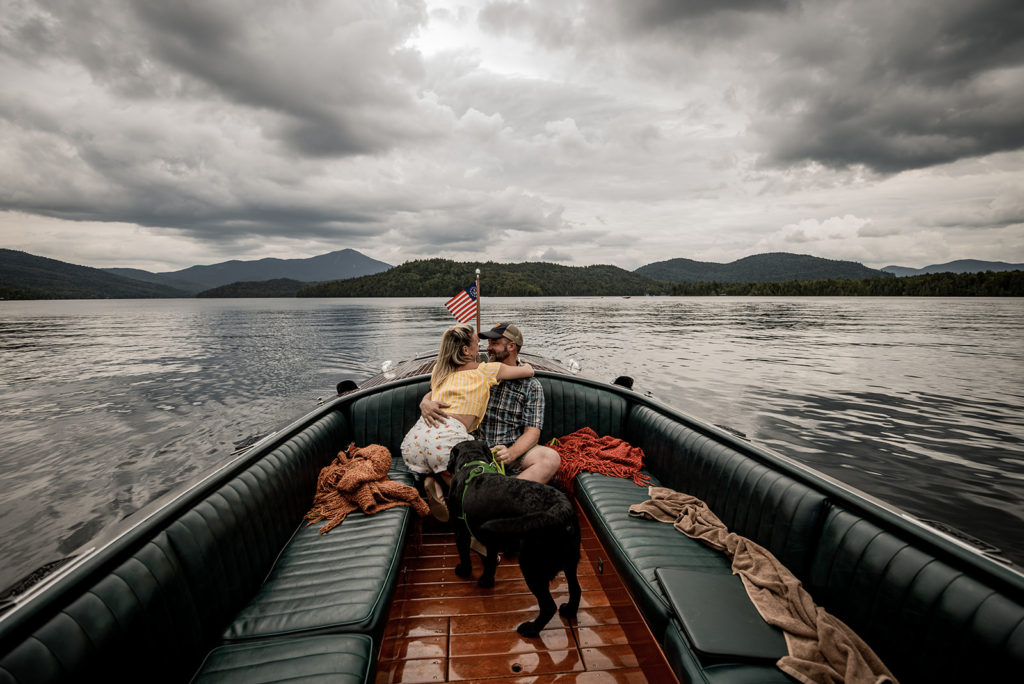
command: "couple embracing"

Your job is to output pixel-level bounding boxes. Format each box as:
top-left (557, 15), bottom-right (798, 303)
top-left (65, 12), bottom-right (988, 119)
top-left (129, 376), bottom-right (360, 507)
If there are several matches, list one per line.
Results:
top-left (400, 322), bottom-right (561, 518)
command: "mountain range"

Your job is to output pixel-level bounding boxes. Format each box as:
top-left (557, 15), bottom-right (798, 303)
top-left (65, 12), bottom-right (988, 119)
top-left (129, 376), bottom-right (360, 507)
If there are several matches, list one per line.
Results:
top-left (0, 249), bottom-right (190, 299)
top-left (1, 247), bottom-right (1020, 300)
top-left (637, 253), bottom-right (890, 283)
top-left (881, 259), bottom-right (1024, 277)
top-left (102, 249), bottom-right (391, 294)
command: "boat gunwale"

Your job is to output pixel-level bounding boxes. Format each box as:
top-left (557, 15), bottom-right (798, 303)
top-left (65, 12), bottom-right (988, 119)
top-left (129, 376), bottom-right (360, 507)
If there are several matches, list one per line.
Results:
top-left (3, 355), bottom-right (1022, 654)
top-left (357, 361), bottom-right (1024, 598)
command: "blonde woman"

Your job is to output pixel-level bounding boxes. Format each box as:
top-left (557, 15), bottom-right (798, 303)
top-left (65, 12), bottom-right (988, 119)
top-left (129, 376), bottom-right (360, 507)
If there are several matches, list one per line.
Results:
top-left (401, 324), bottom-right (534, 519)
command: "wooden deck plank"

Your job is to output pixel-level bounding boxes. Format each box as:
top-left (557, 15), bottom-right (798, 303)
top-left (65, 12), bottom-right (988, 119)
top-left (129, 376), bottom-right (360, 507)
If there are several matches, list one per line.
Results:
top-left (376, 503), bottom-right (677, 683)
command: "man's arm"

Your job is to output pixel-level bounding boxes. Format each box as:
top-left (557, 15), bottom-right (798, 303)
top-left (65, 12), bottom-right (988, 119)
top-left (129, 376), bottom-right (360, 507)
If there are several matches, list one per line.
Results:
top-left (419, 391), bottom-right (451, 428)
top-left (493, 426), bottom-right (541, 464)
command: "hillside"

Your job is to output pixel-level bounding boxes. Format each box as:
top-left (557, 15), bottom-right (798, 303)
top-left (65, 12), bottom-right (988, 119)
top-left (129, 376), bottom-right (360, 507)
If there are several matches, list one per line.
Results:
top-left (103, 267), bottom-right (209, 294)
top-left (666, 270), bottom-right (1024, 296)
top-left (881, 260), bottom-right (1024, 277)
top-left (196, 279), bottom-right (308, 298)
top-left (299, 259), bottom-right (668, 297)
top-left (104, 249), bottom-right (391, 294)
top-left (0, 249), bottom-right (188, 299)
top-left (636, 253), bottom-right (891, 283)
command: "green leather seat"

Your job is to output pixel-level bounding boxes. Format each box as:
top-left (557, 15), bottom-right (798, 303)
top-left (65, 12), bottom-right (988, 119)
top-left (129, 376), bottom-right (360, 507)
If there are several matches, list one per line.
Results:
top-left (575, 401), bottom-right (829, 684)
top-left (223, 500), bottom-right (412, 642)
top-left (575, 471), bottom-right (731, 638)
top-left (192, 634), bottom-right (373, 683)
top-left (807, 505), bottom-right (1024, 683)
top-left (0, 406), bottom-right (414, 684)
top-left (349, 381), bottom-right (429, 465)
top-left (575, 472), bottom-right (798, 684)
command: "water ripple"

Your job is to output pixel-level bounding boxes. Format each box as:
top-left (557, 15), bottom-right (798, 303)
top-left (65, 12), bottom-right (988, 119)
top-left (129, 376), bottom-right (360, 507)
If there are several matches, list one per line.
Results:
top-left (0, 296), bottom-right (1022, 590)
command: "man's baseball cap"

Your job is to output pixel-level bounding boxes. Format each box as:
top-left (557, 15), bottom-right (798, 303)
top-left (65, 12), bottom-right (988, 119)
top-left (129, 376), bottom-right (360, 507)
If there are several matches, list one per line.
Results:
top-left (480, 322), bottom-right (524, 347)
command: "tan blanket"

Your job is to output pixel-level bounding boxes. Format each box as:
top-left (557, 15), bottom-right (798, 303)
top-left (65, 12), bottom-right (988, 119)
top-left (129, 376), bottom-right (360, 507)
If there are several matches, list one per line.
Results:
top-left (629, 486), bottom-right (897, 684)
top-left (305, 443), bottom-right (429, 533)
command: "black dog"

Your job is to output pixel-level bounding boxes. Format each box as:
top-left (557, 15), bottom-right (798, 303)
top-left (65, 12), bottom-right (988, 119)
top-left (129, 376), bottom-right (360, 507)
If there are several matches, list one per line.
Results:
top-left (446, 439), bottom-right (582, 637)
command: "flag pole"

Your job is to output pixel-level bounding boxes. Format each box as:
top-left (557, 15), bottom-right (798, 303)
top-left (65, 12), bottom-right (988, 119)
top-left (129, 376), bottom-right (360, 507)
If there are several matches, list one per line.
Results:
top-left (475, 268), bottom-right (481, 336)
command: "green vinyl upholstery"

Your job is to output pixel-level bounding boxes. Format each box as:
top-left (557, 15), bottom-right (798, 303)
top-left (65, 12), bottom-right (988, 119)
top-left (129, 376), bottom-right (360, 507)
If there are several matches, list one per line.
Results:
top-left (222, 501), bottom-right (411, 642)
top-left (565, 390), bottom-right (1024, 684)
top-left (0, 406), bottom-right (414, 684)
top-left (539, 376), bottom-right (629, 442)
top-left (575, 471), bottom-right (731, 638)
top-left (349, 380), bottom-right (429, 468)
top-left (626, 406), bottom-right (826, 578)
top-left (807, 505), bottom-right (1024, 683)
top-left (191, 634), bottom-right (373, 684)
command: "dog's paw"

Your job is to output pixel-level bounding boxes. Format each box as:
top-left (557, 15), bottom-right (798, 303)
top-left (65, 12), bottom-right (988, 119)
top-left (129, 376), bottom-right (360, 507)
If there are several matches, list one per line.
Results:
top-left (516, 621), bottom-right (541, 638)
top-left (558, 603), bottom-right (578, 619)
top-left (454, 563), bottom-right (472, 578)
top-left (477, 575), bottom-right (495, 589)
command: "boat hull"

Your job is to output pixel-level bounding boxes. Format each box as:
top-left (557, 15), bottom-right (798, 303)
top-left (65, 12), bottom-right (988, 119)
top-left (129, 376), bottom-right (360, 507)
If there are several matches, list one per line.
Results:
top-left (1, 362), bottom-right (1021, 683)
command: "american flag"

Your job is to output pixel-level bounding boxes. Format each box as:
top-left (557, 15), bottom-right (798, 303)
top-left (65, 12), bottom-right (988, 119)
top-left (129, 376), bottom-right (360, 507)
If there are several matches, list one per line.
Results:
top-left (445, 283), bottom-right (478, 323)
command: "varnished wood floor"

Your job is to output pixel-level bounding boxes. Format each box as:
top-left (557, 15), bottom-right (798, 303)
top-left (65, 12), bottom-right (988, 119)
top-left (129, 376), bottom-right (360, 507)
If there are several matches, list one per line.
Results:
top-left (375, 504), bottom-right (677, 682)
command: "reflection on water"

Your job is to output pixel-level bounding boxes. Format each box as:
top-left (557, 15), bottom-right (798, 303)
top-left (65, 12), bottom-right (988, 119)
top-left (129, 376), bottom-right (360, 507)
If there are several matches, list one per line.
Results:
top-left (1, 296), bottom-right (1022, 591)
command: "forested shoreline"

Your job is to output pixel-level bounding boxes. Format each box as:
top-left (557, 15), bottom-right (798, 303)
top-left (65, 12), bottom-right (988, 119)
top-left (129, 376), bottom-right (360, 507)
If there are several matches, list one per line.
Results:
top-left (663, 270), bottom-right (1024, 297)
top-left (299, 261), bottom-right (1022, 298)
top-left (3, 250), bottom-right (1022, 299)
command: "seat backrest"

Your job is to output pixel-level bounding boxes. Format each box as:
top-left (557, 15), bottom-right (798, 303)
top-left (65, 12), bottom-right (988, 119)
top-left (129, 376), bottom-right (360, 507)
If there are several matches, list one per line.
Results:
top-left (626, 405), bottom-right (827, 579)
top-left (0, 410), bottom-right (349, 684)
top-left (0, 533), bottom-right (204, 684)
top-left (539, 376), bottom-right (629, 443)
top-left (808, 504), bottom-right (1024, 683)
top-left (164, 410), bottom-right (349, 637)
top-left (348, 380), bottom-right (429, 468)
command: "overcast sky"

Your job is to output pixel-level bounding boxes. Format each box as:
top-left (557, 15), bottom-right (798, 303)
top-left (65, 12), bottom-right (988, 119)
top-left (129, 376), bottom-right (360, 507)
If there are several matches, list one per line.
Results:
top-left (2, 0), bottom-right (1022, 272)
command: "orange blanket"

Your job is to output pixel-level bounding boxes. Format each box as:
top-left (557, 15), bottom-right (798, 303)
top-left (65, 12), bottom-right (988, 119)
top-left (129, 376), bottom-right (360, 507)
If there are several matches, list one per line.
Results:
top-left (305, 443), bottom-right (429, 533)
top-left (629, 487), bottom-right (897, 684)
top-left (551, 427), bottom-right (651, 492)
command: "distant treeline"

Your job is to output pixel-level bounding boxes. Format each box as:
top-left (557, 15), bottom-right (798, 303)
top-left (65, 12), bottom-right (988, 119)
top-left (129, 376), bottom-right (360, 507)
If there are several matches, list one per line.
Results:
top-left (4, 249), bottom-right (1021, 299)
top-left (299, 258), bottom-right (663, 297)
top-left (196, 278), bottom-right (307, 298)
top-left (298, 259), bottom-right (1023, 298)
top-left (666, 270), bottom-right (1024, 296)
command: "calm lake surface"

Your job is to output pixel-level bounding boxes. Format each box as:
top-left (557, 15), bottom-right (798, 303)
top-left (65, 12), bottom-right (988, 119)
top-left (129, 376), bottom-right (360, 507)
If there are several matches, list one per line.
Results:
top-left (1, 296), bottom-right (1022, 591)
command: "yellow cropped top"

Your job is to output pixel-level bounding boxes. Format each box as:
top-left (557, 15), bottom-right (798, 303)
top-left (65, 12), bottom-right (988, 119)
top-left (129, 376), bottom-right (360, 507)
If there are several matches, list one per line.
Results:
top-left (433, 362), bottom-right (502, 432)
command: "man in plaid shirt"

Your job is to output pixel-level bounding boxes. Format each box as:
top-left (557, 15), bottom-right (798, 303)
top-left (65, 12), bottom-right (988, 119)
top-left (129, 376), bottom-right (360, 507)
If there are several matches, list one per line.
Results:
top-left (419, 322), bottom-right (560, 483)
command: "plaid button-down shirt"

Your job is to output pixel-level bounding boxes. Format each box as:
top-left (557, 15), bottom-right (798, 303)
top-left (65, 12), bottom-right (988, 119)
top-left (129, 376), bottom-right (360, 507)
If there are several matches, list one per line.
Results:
top-left (473, 374), bottom-right (544, 448)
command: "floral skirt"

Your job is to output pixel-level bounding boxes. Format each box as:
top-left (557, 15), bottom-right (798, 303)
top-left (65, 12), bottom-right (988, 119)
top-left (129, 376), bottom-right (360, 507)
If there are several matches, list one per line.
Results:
top-left (400, 415), bottom-right (470, 474)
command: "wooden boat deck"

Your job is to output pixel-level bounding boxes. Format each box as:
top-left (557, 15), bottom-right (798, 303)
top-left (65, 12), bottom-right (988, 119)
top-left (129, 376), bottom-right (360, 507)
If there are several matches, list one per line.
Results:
top-left (375, 503), bottom-right (677, 682)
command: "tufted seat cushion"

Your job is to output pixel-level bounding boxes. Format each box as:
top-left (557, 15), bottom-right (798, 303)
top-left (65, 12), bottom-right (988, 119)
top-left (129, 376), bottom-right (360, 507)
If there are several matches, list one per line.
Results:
top-left (0, 406), bottom-right (419, 684)
top-left (808, 505), bottom-right (1024, 683)
top-left (576, 472), bottom-right (800, 684)
top-left (575, 471), bottom-right (731, 639)
top-left (223, 478), bottom-right (413, 642)
top-left (538, 375), bottom-right (629, 443)
top-left (0, 533), bottom-right (207, 683)
top-left (191, 634), bottom-right (373, 683)
top-left (349, 381), bottom-right (429, 468)
top-left (626, 406), bottom-right (826, 579)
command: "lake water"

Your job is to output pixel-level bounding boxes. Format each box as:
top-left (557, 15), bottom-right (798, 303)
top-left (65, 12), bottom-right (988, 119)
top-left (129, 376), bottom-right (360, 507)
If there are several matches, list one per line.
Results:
top-left (1, 296), bottom-right (1022, 591)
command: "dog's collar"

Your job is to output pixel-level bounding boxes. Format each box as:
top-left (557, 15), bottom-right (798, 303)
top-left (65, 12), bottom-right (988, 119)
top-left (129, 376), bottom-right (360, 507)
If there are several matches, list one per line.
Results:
top-left (456, 458), bottom-right (505, 536)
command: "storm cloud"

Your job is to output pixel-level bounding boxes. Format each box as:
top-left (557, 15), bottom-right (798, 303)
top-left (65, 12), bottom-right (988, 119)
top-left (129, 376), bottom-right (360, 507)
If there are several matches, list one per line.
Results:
top-left (0, 0), bottom-right (1021, 270)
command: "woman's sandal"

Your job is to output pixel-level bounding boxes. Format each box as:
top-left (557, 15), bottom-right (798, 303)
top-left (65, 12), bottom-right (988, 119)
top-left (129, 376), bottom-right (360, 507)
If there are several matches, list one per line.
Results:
top-left (424, 477), bottom-right (449, 522)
